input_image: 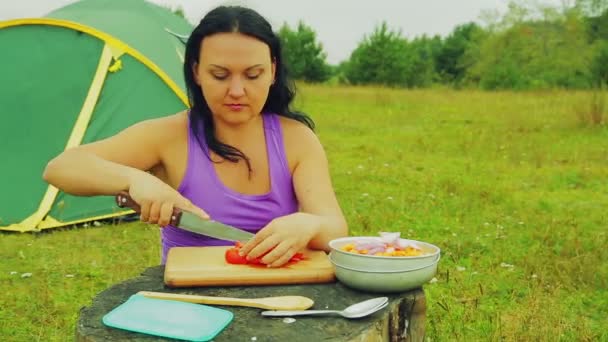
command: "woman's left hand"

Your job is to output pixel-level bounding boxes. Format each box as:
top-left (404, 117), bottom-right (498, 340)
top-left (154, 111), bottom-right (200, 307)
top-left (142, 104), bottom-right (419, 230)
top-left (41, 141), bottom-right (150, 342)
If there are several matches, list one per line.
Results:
top-left (238, 213), bottom-right (320, 267)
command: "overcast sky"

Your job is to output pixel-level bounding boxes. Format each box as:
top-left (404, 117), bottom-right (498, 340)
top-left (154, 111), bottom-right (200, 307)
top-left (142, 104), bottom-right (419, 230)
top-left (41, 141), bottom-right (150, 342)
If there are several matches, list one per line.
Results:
top-left (0, 0), bottom-right (565, 64)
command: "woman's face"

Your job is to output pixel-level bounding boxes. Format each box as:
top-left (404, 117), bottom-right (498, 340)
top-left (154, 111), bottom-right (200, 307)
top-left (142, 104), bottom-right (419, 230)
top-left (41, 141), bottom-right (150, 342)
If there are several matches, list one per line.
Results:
top-left (193, 32), bottom-right (276, 126)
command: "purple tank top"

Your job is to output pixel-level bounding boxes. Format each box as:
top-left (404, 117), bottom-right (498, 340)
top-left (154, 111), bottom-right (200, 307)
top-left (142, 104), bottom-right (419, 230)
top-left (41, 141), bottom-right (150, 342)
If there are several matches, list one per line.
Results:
top-left (160, 112), bottom-right (298, 263)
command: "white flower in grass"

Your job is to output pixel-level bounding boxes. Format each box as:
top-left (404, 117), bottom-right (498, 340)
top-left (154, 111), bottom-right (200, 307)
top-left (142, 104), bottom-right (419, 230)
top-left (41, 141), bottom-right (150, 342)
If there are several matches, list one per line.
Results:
top-left (531, 274), bottom-right (538, 279)
top-left (429, 277), bottom-right (438, 284)
top-left (251, 337), bottom-right (257, 341)
top-left (93, 221), bottom-right (101, 227)
top-left (10, 271), bottom-right (17, 275)
top-left (65, 274), bottom-right (75, 278)
top-left (361, 193), bottom-right (369, 197)
top-left (456, 266), bottom-right (466, 272)
top-left (283, 318), bottom-right (296, 324)
top-left (386, 196), bottom-right (393, 200)
top-left (21, 273), bottom-right (32, 278)
top-left (500, 262), bottom-right (514, 269)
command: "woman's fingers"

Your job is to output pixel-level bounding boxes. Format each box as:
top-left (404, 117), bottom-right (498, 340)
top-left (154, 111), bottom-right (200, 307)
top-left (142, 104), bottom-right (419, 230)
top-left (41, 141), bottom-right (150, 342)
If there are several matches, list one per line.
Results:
top-left (178, 198), bottom-right (210, 220)
top-left (246, 235), bottom-right (279, 261)
top-left (158, 202), bottom-right (175, 226)
top-left (148, 201), bottom-right (161, 223)
top-left (240, 227), bottom-right (272, 256)
top-left (139, 200), bottom-right (151, 222)
top-left (263, 243), bottom-right (298, 267)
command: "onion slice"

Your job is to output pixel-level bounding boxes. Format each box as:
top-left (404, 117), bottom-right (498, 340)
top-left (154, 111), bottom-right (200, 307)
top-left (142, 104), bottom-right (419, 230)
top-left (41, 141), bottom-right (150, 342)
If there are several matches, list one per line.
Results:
top-left (367, 246), bottom-right (385, 255)
top-left (355, 241), bottom-right (385, 251)
top-left (397, 239), bottom-right (422, 250)
top-left (379, 232), bottom-right (401, 245)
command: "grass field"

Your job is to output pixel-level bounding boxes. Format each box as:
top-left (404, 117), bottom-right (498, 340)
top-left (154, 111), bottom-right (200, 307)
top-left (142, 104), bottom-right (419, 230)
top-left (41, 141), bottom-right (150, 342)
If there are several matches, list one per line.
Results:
top-left (1, 84), bottom-right (606, 341)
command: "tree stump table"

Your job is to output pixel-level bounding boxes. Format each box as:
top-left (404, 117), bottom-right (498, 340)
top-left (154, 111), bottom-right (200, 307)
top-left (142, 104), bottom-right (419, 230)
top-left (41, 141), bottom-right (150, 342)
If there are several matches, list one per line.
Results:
top-left (76, 266), bottom-right (426, 341)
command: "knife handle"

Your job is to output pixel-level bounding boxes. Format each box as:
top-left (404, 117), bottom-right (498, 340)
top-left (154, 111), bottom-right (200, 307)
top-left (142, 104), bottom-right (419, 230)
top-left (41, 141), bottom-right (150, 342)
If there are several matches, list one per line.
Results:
top-left (115, 191), bottom-right (183, 226)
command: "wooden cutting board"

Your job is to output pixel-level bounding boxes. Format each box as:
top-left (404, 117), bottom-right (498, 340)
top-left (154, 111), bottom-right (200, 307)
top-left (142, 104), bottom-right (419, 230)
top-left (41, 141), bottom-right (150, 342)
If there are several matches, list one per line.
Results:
top-left (164, 246), bottom-right (336, 287)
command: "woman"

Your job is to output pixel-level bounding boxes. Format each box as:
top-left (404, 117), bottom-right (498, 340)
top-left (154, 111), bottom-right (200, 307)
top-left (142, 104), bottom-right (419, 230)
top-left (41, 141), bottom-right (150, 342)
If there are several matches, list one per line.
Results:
top-left (43, 5), bottom-right (348, 267)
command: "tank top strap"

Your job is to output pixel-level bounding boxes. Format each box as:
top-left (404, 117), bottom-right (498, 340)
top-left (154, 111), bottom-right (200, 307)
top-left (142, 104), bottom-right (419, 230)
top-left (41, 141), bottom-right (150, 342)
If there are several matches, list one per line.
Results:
top-left (263, 113), bottom-right (292, 191)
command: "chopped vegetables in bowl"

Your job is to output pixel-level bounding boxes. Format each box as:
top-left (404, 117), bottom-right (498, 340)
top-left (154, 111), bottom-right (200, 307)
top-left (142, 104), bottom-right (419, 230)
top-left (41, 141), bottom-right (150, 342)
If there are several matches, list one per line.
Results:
top-left (340, 232), bottom-right (425, 257)
top-left (328, 232), bottom-right (441, 292)
top-left (329, 233), bottom-right (440, 270)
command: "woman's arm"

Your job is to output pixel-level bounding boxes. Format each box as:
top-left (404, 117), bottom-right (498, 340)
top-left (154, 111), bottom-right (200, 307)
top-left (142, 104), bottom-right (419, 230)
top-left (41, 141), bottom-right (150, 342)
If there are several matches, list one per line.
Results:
top-left (290, 126), bottom-right (349, 250)
top-left (43, 113), bottom-right (208, 224)
top-left (239, 122), bottom-right (348, 266)
top-left (43, 119), bottom-right (164, 195)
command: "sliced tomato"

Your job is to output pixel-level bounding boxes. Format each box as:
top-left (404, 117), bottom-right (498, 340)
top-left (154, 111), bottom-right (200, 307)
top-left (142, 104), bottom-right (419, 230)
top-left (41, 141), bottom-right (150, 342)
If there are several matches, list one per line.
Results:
top-left (224, 243), bottom-right (306, 265)
top-left (225, 248), bottom-right (248, 264)
top-left (290, 252), bottom-right (305, 262)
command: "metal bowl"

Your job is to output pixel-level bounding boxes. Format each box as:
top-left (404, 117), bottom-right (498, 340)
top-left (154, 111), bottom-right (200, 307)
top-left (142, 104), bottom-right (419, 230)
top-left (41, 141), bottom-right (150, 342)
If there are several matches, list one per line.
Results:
top-left (328, 236), bottom-right (441, 293)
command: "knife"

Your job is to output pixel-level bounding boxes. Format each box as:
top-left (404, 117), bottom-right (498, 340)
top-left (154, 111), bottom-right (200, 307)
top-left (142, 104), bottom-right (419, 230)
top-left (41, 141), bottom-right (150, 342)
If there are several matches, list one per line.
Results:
top-left (115, 191), bottom-right (254, 242)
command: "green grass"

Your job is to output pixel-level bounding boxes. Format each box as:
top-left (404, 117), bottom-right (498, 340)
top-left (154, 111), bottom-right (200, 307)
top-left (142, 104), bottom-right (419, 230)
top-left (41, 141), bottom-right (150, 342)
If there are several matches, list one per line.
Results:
top-left (2, 85), bottom-right (607, 341)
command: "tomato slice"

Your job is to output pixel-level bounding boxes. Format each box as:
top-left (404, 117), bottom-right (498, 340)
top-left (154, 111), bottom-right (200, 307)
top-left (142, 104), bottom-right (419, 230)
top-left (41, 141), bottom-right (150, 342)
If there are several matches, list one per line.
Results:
top-left (224, 248), bottom-right (248, 264)
top-left (224, 243), bottom-right (306, 265)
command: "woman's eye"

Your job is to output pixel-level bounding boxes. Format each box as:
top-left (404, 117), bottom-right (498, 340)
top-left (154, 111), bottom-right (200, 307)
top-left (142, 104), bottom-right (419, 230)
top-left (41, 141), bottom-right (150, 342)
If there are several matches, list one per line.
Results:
top-left (212, 74), bottom-right (228, 80)
top-left (246, 74), bottom-right (260, 80)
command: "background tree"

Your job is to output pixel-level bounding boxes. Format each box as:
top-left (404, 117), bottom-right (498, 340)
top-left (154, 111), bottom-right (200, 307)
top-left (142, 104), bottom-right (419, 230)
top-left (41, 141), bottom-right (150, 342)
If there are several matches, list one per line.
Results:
top-left (580, 2), bottom-right (608, 86)
top-left (435, 22), bottom-right (485, 85)
top-left (576, 0), bottom-right (608, 16)
top-left (402, 35), bottom-right (440, 87)
top-left (343, 22), bottom-right (409, 86)
top-left (591, 40), bottom-right (608, 86)
top-left (278, 22), bottom-right (332, 82)
top-left (468, 1), bottom-right (593, 89)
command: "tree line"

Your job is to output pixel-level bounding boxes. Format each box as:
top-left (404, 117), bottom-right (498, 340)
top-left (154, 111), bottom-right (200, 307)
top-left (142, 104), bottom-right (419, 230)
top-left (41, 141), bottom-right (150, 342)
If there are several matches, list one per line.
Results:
top-left (278, 0), bottom-right (608, 90)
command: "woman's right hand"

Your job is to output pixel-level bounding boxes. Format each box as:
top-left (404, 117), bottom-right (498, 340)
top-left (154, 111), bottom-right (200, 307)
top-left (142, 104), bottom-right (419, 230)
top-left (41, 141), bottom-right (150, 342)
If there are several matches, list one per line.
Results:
top-left (127, 171), bottom-right (209, 226)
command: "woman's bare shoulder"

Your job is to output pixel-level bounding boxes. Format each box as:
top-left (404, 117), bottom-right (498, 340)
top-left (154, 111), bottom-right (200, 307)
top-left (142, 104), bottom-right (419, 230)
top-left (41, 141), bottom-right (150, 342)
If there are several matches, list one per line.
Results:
top-left (133, 110), bottom-right (188, 136)
top-left (278, 115), bottom-right (317, 141)
top-left (278, 115), bottom-right (324, 168)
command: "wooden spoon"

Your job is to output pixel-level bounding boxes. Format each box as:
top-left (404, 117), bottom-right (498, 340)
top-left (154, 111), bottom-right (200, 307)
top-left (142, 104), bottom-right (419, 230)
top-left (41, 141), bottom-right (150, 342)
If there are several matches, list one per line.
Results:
top-left (137, 291), bottom-right (314, 310)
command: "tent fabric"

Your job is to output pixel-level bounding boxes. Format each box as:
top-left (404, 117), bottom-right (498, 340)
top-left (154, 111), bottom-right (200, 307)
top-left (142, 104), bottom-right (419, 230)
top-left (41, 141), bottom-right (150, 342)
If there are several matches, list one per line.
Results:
top-left (0, 0), bottom-right (193, 232)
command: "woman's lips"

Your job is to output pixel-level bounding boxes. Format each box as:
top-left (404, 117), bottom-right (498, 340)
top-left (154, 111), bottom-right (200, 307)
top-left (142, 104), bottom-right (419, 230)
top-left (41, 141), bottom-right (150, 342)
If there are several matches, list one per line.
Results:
top-left (226, 104), bottom-right (245, 111)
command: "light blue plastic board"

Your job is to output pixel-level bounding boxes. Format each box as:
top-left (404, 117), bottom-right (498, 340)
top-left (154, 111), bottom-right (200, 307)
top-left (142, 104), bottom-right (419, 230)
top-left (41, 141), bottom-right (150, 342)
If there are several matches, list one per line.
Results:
top-left (102, 294), bottom-right (233, 341)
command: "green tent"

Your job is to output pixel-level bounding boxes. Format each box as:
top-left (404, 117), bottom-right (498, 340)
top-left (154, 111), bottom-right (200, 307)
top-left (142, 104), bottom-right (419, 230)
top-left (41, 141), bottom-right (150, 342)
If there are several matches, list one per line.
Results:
top-left (0, 0), bottom-right (193, 232)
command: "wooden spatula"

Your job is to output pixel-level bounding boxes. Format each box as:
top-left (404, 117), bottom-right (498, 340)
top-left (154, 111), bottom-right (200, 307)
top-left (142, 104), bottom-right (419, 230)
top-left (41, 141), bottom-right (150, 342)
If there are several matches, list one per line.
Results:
top-left (137, 291), bottom-right (314, 310)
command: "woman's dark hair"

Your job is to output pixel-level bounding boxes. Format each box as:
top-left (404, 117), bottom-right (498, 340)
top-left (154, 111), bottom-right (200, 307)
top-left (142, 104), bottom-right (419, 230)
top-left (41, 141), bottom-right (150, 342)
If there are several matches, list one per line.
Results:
top-left (183, 5), bottom-right (314, 173)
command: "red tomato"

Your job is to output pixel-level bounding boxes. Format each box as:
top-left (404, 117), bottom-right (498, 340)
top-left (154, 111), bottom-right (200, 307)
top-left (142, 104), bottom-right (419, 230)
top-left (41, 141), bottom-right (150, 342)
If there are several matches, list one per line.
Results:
top-left (224, 248), bottom-right (248, 264)
top-left (290, 252), bottom-right (304, 262)
top-left (224, 243), bottom-right (306, 265)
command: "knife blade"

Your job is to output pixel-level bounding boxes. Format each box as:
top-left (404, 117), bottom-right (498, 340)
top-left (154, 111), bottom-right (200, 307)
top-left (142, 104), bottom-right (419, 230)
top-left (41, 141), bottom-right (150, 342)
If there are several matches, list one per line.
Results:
top-left (115, 191), bottom-right (254, 242)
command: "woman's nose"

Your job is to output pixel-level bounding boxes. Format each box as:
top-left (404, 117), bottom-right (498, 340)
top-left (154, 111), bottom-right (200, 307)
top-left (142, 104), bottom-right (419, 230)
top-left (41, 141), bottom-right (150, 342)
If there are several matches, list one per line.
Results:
top-left (228, 77), bottom-right (245, 97)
